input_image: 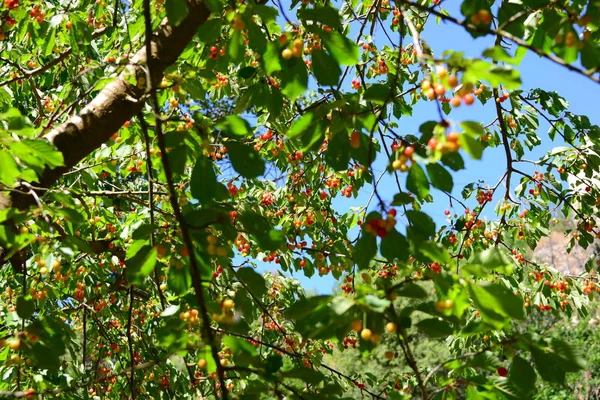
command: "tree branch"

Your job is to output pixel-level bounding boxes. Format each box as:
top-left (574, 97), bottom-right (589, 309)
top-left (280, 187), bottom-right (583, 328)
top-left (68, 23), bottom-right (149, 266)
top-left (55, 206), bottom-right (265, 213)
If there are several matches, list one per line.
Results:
top-left (1, 0), bottom-right (210, 213)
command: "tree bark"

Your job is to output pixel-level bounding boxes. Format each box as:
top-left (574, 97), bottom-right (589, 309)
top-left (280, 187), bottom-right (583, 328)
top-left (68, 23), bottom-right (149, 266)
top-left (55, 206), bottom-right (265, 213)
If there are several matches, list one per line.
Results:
top-left (0, 0), bottom-right (210, 263)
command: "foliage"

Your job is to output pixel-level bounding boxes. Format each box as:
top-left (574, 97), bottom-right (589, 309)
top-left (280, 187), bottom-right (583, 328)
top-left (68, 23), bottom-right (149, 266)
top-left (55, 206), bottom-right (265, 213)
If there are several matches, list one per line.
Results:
top-left (0, 0), bottom-right (599, 398)
top-left (533, 301), bottom-right (600, 400)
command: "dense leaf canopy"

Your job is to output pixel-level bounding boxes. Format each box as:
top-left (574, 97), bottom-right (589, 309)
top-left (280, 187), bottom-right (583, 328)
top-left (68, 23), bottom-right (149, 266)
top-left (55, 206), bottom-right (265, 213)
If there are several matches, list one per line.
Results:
top-left (0, 0), bottom-right (599, 398)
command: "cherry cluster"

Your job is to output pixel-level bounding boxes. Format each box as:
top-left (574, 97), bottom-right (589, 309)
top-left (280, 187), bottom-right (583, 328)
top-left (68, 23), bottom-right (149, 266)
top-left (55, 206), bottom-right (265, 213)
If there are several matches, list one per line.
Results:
top-left (364, 209), bottom-right (397, 238)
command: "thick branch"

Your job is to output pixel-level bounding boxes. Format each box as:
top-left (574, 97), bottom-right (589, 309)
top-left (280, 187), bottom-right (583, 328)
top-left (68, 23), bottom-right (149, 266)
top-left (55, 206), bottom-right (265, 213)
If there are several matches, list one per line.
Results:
top-left (2, 0), bottom-right (210, 212)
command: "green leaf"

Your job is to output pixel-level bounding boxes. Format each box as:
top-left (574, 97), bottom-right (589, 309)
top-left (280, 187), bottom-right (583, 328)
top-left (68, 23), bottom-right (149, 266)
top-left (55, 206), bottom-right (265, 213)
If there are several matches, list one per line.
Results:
top-left (330, 296), bottom-right (355, 315)
top-left (468, 283), bottom-right (524, 329)
top-left (236, 268), bottom-right (267, 298)
top-left (311, 50), bottom-right (341, 86)
top-left (460, 121), bottom-right (485, 137)
top-left (459, 134), bottom-right (483, 160)
top-left (286, 295), bottom-right (332, 320)
top-left (0, 152), bottom-right (20, 186)
top-left (167, 268), bottom-right (192, 295)
top-left (9, 140), bottom-right (64, 174)
top-left (354, 233), bottom-right (377, 270)
top-left (289, 117), bottom-right (325, 152)
top-left (238, 212), bottom-right (284, 251)
top-left (190, 158), bottom-right (218, 204)
top-left (406, 163), bottom-right (429, 201)
top-left (0, 107), bottom-right (26, 131)
top-left (125, 246), bottom-right (158, 285)
top-left (509, 356), bottom-right (536, 396)
top-left (253, 5), bottom-right (278, 22)
top-left (132, 224), bottom-right (159, 240)
top-left (266, 84), bottom-right (283, 119)
top-left (441, 151), bottom-right (465, 171)
top-left (298, 5), bottom-right (342, 29)
top-left (395, 283), bottom-right (428, 299)
top-left (17, 296), bottom-right (35, 319)
top-left (363, 84), bottom-right (391, 105)
top-left (238, 67), bottom-right (257, 79)
top-left (196, 18), bottom-right (222, 43)
top-left (581, 40), bottom-right (600, 70)
top-left (363, 295), bottom-right (391, 313)
top-left (349, 130), bottom-right (376, 166)
top-left (321, 31), bottom-right (359, 66)
top-left (44, 30), bottom-right (57, 57)
top-left (482, 46), bottom-right (517, 64)
top-left (200, 345), bottom-right (218, 373)
top-left (223, 335), bottom-right (258, 357)
top-left (282, 366), bottom-right (325, 384)
top-left (418, 241), bottom-right (451, 264)
top-left (391, 192), bottom-right (414, 206)
top-left (380, 229), bottom-right (409, 262)
top-left (280, 58), bottom-right (308, 101)
top-left (416, 318), bottom-right (454, 338)
top-left (288, 113), bottom-right (314, 140)
top-left (463, 247), bottom-right (514, 276)
top-left (464, 60), bottom-right (521, 90)
top-left (165, 0), bottom-right (189, 26)
top-left (263, 42), bottom-right (282, 75)
top-left (265, 354), bottom-right (283, 375)
top-left (406, 210), bottom-right (436, 242)
top-left (161, 305), bottom-right (180, 317)
top-left (228, 30), bottom-right (244, 63)
top-left (217, 115), bottom-right (252, 137)
top-left (426, 163), bottom-right (453, 192)
top-left (530, 339), bottom-right (586, 382)
top-left (227, 141), bottom-right (265, 178)
top-left (246, 22), bottom-right (267, 54)
top-left (126, 240), bottom-right (148, 260)
top-left (325, 130), bottom-right (351, 171)
top-left (529, 337), bottom-right (587, 385)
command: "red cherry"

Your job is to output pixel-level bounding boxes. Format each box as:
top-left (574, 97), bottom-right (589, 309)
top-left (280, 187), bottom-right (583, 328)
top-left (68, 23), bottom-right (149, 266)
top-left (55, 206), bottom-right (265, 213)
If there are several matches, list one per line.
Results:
top-left (403, 146), bottom-right (415, 157)
top-left (497, 367), bottom-right (508, 377)
top-left (210, 46), bottom-right (218, 54)
top-left (428, 138), bottom-right (439, 150)
top-left (446, 131), bottom-right (459, 143)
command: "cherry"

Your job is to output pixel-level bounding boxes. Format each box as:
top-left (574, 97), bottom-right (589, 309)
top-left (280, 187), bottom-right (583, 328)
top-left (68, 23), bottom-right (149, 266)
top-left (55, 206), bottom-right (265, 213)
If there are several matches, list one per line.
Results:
top-left (232, 15), bottom-right (245, 31)
top-left (385, 322), bottom-right (397, 333)
top-left (496, 367), bottom-right (508, 377)
top-left (360, 328), bottom-right (372, 341)
top-left (427, 138), bottom-right (439, 150)
top-left (463, 94), bottom-right (475, 105)
top-left (434, 83), bottom-right (445, 96)
top-left (446, 131), bottom-right (459, 143)
top-left (403, 146), bottom-right (414, 157)
top-left (350, 131), bottom-right (361, 148)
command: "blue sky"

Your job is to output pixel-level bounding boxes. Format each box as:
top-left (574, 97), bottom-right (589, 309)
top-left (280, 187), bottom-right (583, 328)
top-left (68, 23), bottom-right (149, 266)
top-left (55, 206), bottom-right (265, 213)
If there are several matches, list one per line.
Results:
top-left (253, 1), bottom-right (600, 294)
